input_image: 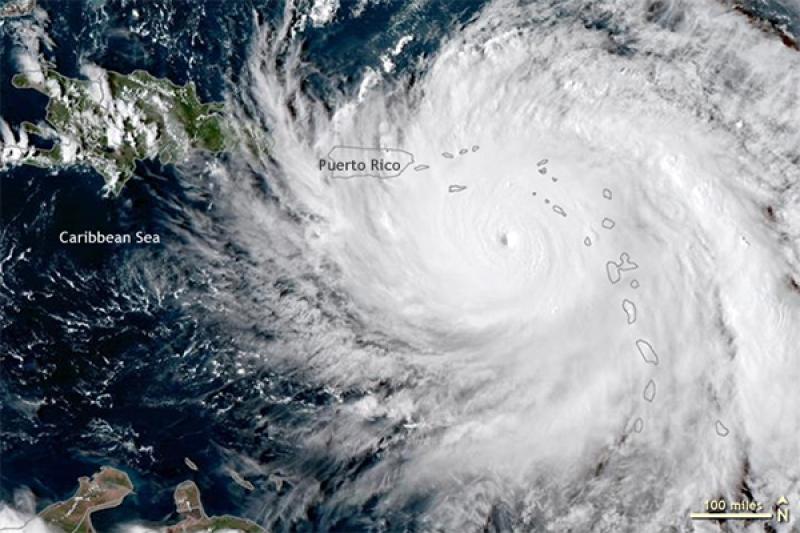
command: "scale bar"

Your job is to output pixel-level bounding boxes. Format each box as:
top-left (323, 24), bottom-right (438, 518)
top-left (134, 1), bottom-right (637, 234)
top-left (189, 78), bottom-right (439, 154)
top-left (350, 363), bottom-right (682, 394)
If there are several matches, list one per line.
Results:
top-left (690, 512), bottom-right (773, 520)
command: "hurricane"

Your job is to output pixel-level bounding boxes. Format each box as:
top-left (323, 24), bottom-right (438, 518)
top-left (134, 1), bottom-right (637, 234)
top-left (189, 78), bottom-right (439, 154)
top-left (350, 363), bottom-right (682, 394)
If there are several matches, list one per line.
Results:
top-left (2, 0), bottom-right (800, 531)
top-left (147, 0), bottom-right (796, 529)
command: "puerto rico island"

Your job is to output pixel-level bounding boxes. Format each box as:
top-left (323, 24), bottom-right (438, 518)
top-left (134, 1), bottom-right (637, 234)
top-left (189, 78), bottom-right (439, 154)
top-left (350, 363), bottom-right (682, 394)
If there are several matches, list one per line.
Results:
top-left (321, 145), bottom-right (414, 179)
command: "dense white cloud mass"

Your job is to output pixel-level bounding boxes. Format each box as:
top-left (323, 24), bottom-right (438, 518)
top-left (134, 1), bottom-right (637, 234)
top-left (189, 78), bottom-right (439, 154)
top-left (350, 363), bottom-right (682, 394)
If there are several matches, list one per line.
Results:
top-left (0, 505), bottom-right (58, 533)
top-left (210, 0), bottom-right (800, 529)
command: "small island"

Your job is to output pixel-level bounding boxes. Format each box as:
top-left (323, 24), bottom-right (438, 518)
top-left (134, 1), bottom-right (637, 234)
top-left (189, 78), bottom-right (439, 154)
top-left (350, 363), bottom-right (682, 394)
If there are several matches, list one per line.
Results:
top-left (38, 466), bottom-right (133, 533)
top-left (36, 466), bottom-right (264, 532)
top-left (169, 480), bottom-right (263, 533)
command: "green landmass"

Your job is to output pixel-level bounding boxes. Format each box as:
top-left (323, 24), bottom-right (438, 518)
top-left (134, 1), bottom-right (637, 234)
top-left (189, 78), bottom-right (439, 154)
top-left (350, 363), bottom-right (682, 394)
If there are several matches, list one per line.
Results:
top-left (38, 466), bottom-right (133, 533)
top-left (9, 66), bottom-right (229, 195)
top-left (168, 480), bottom-right (263, 533)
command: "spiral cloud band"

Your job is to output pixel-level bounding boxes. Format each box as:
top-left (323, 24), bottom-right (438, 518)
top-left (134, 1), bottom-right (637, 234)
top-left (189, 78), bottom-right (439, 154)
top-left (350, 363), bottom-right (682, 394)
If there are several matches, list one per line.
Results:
top-left (4, 0), bottom-right (800, 530)
top-left (187, 0), bottom-right (800, 529)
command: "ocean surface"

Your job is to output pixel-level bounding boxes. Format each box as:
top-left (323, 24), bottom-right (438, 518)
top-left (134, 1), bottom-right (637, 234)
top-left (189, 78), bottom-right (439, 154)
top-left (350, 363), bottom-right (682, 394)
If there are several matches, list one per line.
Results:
top-left (1, 1), bottom-right (486, 530)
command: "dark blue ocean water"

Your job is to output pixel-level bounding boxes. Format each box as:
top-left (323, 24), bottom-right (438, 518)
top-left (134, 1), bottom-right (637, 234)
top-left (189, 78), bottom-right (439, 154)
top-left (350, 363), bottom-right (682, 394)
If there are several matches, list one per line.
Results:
top-left (3, 0), bottom-right (798, 530)
top-left (0, 1), bottom-right (486, 530)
